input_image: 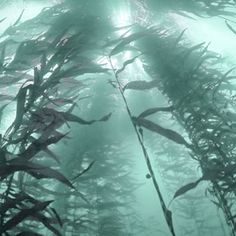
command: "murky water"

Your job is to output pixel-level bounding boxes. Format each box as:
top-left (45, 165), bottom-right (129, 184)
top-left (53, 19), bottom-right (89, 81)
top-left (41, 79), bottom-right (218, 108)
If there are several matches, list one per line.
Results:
top-left (0, 1), bottom-right (236, 235)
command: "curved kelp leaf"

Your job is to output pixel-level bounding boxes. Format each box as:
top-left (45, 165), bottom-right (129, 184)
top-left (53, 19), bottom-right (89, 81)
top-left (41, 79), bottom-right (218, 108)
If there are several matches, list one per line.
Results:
top-left (13, 9), bottom-right (25, 26)
top-left (225, 20), bottom-right (236, 35)
top-left (5, 84), bottom-right (32, 138)
top-left (0, 200), bottom-right (53, 234)
top-left (123, 80), bottom-right (158, 91)
top-left (210, 200), bottom-right (222, 210)
top-left (12, 85), bottom-right (28, 132)
top-left (16, 231), bottom-right (43, 236)
top-left (138, 106), bottom-right (174, 118)
top-left (43, 148), bottom-right (61, 164)
top-left (172, 177), bottom-right (203, 200)
top-left (182, 42), bottom-right (206, 59)
top-left (57, 65), bottom-right (108, 79)
top-left (72, 160), bottom-right (95, 182)
top-left (133, 117), bottom-right (192, 148)
top-left (0, 192), bottom-right (35, 216)
top-left (28, 136), bottom-right (61, 164)
top-left (165, 209), bottom-right (175, 236)
top-left (173, 28), bottom-right (187, 48)
top-left (0, 17), bottom-right (6, 24)
top-left (115, 54), bottom-right (142, 76)
top-left (62, 112), bottom-right (112, 125)
top-left (50, 207), bottom-right (63, 227)
top-left (31, 107), bottom-right (112, 128)
top-left (1, 159), bottom-right (74, 188)
top-left (19, 132), bottom-right (68, 161)
top-left (109, 32), bottom-right (148, 56)
top-left (24, 162), bottom-right (74, 189)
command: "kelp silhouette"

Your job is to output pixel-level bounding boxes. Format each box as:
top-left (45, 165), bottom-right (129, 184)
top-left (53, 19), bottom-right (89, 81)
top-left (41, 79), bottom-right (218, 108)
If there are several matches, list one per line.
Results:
top-left (1, 0), bottom-right (236, 235)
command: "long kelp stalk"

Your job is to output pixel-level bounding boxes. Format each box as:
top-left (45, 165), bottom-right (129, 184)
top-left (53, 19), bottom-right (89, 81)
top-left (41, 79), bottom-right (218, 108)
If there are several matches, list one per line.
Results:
top-left (108, 56), bottom-right (176, 236)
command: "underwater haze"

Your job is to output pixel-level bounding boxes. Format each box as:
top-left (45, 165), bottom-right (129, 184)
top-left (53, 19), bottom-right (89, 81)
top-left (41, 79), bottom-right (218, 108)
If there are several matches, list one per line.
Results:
top-left (1, 0), bottom-right (236, 235)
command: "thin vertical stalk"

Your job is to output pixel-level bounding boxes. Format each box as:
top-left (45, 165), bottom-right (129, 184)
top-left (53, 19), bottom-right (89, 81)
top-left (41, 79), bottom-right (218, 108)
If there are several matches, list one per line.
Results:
top-left (108, 56), bottom-right (176, 236)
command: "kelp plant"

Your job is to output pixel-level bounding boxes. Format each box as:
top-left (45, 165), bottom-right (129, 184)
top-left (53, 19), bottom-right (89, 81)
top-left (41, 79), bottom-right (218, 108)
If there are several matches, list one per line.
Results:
top-left (0, 3), bottom-right (115, 235)
top-left (1, 0), bottom-right (236, 235)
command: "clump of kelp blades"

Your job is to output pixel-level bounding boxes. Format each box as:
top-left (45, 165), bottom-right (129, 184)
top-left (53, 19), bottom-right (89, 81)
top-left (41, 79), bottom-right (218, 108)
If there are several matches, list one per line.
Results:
top-left (103, 8), bottom-right (236, 234)
top-left (0, 5), bottom-right (113, 236)
top-left (111, 21), bottom-right (236, 235)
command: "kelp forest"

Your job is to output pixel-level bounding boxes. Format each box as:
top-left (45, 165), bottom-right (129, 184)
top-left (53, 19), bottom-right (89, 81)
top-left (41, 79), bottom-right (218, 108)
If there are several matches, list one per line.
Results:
top-left (1, 0), bottom-right (236, 235)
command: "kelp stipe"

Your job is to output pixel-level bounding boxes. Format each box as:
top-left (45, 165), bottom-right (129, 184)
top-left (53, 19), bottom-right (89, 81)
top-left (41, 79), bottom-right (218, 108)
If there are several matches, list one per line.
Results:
top-left (107, 28), bottom-right (176, 236)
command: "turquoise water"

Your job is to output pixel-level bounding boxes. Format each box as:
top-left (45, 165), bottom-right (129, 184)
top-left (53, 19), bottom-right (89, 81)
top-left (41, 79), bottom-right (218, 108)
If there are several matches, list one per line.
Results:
top-left (0, 1), bottom-right (236, 235)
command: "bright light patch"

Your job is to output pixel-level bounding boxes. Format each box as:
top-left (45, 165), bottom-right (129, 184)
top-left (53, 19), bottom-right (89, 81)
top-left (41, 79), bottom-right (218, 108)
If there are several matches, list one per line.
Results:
top-left (112, 4), bottom-right (132, 36)
top-left (124, 51), bottom-right (131, 59)
top-left (0, 1), bottom-right (54, 35)
top-left (113, 9), bottom-right (131, 27)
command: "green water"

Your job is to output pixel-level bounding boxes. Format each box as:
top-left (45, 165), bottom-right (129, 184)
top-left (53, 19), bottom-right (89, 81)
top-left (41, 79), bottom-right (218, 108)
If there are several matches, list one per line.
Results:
top-left (0, 1), bottom-right (236, 235)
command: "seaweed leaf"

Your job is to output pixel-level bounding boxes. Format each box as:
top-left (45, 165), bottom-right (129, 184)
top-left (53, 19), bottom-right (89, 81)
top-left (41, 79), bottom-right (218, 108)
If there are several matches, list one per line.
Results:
top-left (72, 160), bottom-right (95, 181)
top-left (14, 86), bottom-right (28, 131)
top-left (13, 10), bottom-right (25, 26)
top-left (43, 148), bottom-right (61, 164)
top-left (165, 209), bottom-right (175, 236)
top-left (210, 200), bottom-right (221, 209)
top-left (62, 111), bottom-right (112, 125)
top-left (182, 42), bottom-right (205, 59)
top-left (99, 112), bottom-right (112, 122)
top-left (26, 164), bottom-right (74, 189)
top-left (133, 117), bottom-right (191, 148)
top-left (115, 54), bottom-right (142, 76)
top-left (16, 231), bottom-right (43, 236)
top-left (50, 207), bottom-right (63, 227)
top-left (221, 67), bottom-right (236, 81)
top-left (173, 177), bottom-right (203, 200)
top-left (173, 28), bottom-right (187, 47)
top-left (138, 106), bottom-right (174, 118)
top-left (3, 159), bottom-right (74, 188)
top-left (0, 192), bottom-right (29, 216)
top-left (19, 132), bottom-right (68, 161)
top-left (0, 200), bottom-right (53, 233)
top-left (0, 17), bottom-right (6, 24)
top-left (123, 80), bottom-right (158, 91)
top-left (109, 32), bottom-right (147, 56)
top-left (225, 20), bottom-right (236, 35)
top-left (58, 65), bottom-right (108, 78)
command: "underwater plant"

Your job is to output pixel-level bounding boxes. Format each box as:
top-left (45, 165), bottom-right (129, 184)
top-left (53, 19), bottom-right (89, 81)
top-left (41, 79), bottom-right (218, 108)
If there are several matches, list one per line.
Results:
top-left (1, 0), bottom-right (236, 235)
